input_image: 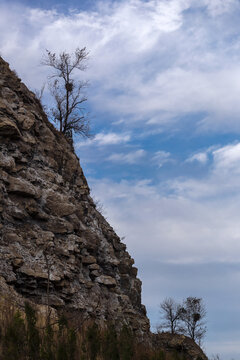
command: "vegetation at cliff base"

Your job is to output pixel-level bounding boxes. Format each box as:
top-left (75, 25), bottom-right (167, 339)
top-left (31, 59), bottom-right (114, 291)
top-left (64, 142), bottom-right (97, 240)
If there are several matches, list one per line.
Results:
top-left (0, 300), bottom-right (205, 360)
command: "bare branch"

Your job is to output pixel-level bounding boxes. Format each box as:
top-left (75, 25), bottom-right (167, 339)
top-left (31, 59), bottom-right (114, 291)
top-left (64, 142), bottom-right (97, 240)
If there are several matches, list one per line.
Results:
top-left (159, 297), bottom-right (183, 334)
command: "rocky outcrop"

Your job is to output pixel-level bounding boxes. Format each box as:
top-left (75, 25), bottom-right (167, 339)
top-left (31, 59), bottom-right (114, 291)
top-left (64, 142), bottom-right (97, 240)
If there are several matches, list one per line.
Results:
top-left (0, 57), bottom-right (149, 335)
top-left (153, 333), bottom-right (208, 360)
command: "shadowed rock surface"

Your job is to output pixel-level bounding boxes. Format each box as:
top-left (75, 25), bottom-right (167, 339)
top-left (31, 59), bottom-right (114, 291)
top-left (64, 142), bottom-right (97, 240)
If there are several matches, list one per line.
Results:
top-left (153, 333), bottom-right (208, 360)
top-left (0, 56), bottom-right (149, 335)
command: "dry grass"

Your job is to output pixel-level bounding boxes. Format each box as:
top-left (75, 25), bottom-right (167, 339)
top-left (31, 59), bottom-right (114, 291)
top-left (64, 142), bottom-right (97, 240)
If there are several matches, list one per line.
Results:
top-left (0, 296), bottom-right (189, 360)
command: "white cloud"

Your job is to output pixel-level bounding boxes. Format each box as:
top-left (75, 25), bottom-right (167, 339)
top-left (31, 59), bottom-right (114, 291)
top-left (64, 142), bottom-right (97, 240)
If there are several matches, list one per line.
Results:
top-left (213, 142), bottom-right (240, 171)
top-left (94, 132), bottom-right (130, 145)
top-left (1, 0), bottom-right (240, 133)
top-left (204, 0), bottom-right (238, 16)
top-left (186, 151), bottom-right (208, 164)
top-left (91, 176), bottom-right (240, 265)
top-left (152, 150), bottom-right (171, 167)
top-left (0, 0), bottom-right (188, 77)
top-left (172, 142), bottom-right (240, 199)
top-left (90, 142), bottom-right (240, 265)
top-left (107, 149), bottom-right (146, 164)
top-left (76, 132), bottom-right (131, 147)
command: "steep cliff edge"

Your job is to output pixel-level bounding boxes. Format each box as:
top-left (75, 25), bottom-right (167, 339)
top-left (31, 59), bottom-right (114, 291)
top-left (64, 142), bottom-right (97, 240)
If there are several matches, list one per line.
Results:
top-left (0, 57), bottom-right (149, 335)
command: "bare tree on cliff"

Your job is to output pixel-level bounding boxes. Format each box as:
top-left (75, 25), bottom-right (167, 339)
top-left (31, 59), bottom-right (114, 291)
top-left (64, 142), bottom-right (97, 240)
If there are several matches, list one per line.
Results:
top-left (42, 47), bottom-right (91, 140)
top-left (158, 297), bottom-right (183, 334)
top-left (180, 297), bottom-right (206, 345)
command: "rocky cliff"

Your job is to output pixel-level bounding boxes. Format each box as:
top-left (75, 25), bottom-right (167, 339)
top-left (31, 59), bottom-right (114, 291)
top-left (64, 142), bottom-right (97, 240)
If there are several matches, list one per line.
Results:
top-left (0, 57), bottom-right (149, 335)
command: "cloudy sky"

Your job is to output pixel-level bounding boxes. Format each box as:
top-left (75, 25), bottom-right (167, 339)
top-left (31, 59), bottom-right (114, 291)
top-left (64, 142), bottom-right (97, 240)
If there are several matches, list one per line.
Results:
top-left (1, 0), bottom-right (240, 358)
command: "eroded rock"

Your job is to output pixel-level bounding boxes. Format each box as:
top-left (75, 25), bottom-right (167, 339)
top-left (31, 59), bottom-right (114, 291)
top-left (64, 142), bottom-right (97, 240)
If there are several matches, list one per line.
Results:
top-left (0, 117), bottom-right (21, 137)
top-left (96, 275), bottom-right (117, 287)
top-left (0, 55), bottom-right (150, 338)
top-left (8, 176), bottom-right (38, 197)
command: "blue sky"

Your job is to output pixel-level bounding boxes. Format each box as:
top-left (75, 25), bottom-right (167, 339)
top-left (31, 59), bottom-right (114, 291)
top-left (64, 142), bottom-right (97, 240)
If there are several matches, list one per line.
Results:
top-left (1, 0), bottom-right (240, 358)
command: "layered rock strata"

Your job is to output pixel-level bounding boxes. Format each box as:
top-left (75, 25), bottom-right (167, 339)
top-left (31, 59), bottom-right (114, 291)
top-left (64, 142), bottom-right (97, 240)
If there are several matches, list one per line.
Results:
top-left (0, 57), bottom-right (149, 335)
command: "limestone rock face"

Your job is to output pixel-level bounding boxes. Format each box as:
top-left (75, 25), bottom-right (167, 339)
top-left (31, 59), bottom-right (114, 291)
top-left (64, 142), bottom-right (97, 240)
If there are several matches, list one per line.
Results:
top-left (0, 57), bottom-right (149, 335)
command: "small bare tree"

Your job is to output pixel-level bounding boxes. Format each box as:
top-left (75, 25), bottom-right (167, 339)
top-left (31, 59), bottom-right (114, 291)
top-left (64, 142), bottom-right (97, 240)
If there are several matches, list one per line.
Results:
top-left (180, 297), bottom-right (206, 345)
top-left (42, 47), bottom-right (91, 140)
top-left (158, 297), bottom-right (183, 334)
